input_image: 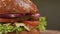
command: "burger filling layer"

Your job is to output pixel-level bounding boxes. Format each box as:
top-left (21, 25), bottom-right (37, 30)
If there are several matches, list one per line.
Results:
top-left (0, 13), bottom-right (46, 34)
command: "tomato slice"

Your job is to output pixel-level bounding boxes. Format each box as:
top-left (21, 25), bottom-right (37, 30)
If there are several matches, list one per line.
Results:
top-left (23, 21), bottom-right (39, 26)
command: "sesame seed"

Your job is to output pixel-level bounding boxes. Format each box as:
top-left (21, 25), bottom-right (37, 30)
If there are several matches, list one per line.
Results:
top-left (3, 3), bottom-right (6, 6)
top-left (13, 8), bottom-right (16, 10)
top-left (0, 5), bottom-right (2, 8)
top-left (2, 0), bottom-right (5, 2)
top-left (0, 1), bottom-right (1, 2)
top-left (4, 4), bottom-right (6, 6)
top-left (23, 8), bottom-right (25, 10)
top-left (9, 0), bottom-right (11, 1)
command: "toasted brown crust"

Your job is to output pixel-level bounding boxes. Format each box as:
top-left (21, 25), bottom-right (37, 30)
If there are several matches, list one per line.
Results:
top-left (0, 0), bottom-right (38, 14)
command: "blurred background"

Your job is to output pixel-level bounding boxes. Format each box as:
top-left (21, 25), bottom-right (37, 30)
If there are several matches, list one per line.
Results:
top-left (31, 0), bottom-right (60, 30)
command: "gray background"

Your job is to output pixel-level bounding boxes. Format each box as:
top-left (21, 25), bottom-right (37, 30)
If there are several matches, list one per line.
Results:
top-left (31, 0), bottom-right (60, 30)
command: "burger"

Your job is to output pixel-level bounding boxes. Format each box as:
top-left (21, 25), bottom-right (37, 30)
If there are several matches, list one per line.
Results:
top-left (0, 0), bottom-right (47, 34)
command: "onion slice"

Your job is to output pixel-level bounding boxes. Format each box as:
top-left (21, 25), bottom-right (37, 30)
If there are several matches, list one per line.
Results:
top-left (0, 14), bottom-right (23, 18)
top-left (31, 13), bottom-right (40, 19)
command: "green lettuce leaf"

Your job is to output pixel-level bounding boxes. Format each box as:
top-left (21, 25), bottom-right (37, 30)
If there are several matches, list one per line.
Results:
top-left (36, 17), bottom-right (47, 31)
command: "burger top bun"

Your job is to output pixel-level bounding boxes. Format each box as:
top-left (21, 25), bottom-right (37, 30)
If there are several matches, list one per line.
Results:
top-left (0, 0), bottom-right (38, 14)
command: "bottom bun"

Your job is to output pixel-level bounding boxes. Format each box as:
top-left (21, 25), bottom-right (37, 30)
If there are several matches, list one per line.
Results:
top-left (7, 29), bottom-right (40, 34)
